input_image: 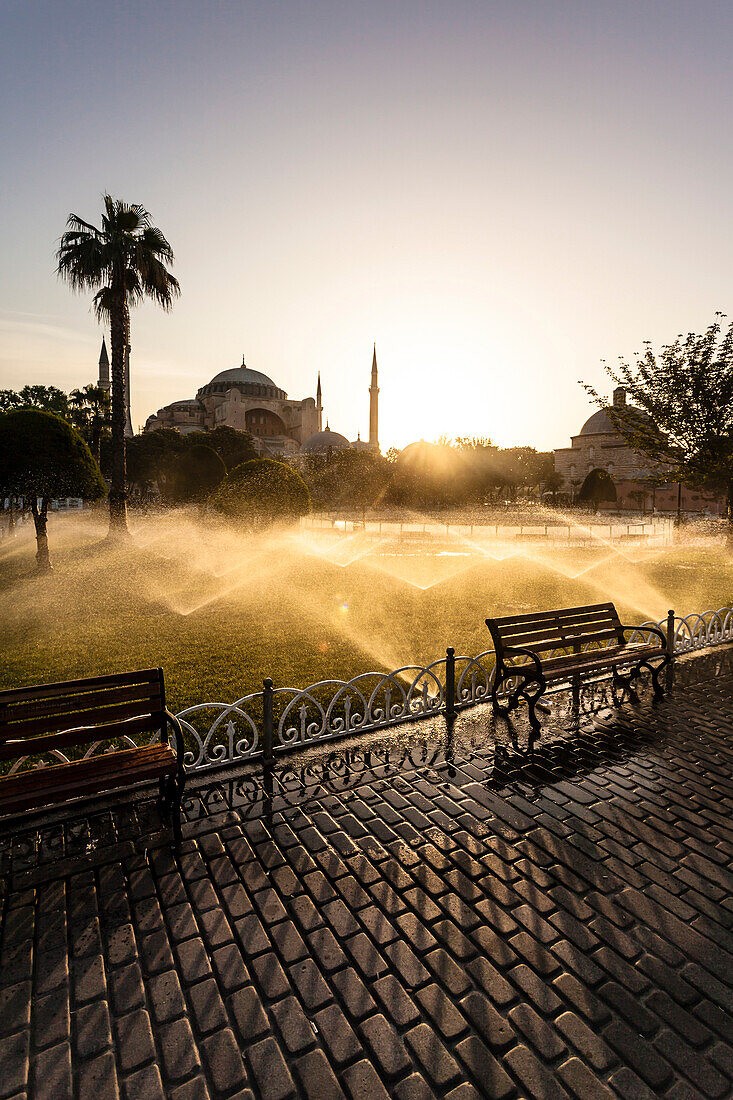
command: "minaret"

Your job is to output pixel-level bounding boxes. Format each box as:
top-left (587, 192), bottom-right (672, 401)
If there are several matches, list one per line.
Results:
top-left (98, 337), bottom-right (110, 391)
top-left (369, 343), bottom-right (379, 449)
top-left (316, 372), bottom-right (323, 431)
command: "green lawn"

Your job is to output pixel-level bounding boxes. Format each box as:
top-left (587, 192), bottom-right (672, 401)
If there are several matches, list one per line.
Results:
top-left (1, 510), bottom-right (731, 712)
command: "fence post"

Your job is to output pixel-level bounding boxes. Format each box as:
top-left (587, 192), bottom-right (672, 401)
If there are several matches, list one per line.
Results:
top-left (666, 609), bottom-right (675, 658)
top-left (445, 647), bottom-right (456, 721)
top-left (263, 678), bottom-right (274, 766)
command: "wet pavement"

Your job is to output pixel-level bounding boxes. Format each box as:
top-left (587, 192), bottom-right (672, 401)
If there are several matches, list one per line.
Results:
top-left (1, 647), bottom-right (732, 1099)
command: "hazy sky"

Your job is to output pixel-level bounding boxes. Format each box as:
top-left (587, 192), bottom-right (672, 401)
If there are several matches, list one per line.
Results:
top-left (2, 0), bottom-right (732, 450)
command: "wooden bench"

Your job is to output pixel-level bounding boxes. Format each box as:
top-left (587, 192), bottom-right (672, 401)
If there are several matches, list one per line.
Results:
top-left (0, 668), bottom-right (185, 843)
top-left (486, 603), bottom-right (670, 734)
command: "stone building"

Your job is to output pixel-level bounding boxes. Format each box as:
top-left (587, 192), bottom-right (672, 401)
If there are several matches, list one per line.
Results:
top-left (144, 348), bottom-right (381, 458)
top-left (554, 387), bottom-right (724, 513)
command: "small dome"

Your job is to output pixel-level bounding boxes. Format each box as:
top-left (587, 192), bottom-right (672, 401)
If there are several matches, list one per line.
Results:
top-left (579, 405), bottom-right (652, 436)
top-left (209, 367), bottom-right (277, 388)
top-left (301, 428), bottom-right (351, 454)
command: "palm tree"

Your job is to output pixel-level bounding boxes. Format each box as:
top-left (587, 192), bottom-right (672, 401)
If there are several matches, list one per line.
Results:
top-left (68, 383), bottom-right (111, 464)
top-left (56, 196), bottom-right (180, 535)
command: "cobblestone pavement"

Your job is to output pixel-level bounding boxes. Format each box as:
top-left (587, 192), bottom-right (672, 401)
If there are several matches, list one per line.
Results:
top-left (1, 648), bottom-right (733, 1099)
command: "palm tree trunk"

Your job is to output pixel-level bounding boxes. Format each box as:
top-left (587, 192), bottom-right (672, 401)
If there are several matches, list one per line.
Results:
top-left (108, 297), bottom-right (130, 536)
top-left (31, 496), bottom-right (51, 572)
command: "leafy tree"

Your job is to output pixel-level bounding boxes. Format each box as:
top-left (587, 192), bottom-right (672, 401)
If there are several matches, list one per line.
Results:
top-left (0, 385), bottom-right (69, 417)
top-left (173, 445), bottom-right (226, 505)
top-left (584, 313), bottom-right (733, 541)
top-left (68, 383), bottom-right (111, 463)
top-left (213, 458), bottom-right (310, 529)
top-left (126, 428), bottom-right (186, 500)
top-left (303, 450), bottom-right (390, 513)
top-left (578, 468), bottom-right (617, 506)
top-left (543, 469), bottom-right (565, 503)
top-left (0, 409), bottom-right (105, 571)
top-left (57, 195), bottom-right (180, 536)
top-left (184, 425), bottom-right (257, 470)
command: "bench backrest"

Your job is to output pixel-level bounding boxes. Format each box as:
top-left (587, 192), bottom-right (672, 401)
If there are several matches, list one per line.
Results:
top-left (0, 669), bottom-right (166, 763)
top-left (486, 603), bottom-right (625, 659)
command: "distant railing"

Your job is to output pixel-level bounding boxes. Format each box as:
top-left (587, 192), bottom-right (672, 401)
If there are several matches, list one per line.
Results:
top-left (174, 606), bottom-right (733, 773)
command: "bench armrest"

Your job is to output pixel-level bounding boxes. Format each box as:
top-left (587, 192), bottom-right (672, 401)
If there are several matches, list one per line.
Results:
top-left (619, 624), bottom-right (667, 648)
top-left (165, 710), bottom-right (187, 786)
top-left (502, 646), bottom-right (543, 672)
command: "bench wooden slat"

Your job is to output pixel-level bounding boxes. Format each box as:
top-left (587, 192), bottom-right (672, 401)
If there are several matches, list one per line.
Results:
top-left (491, 603), bottom-right (615, 628)
top-left (1, 683), bottom-right (163, 725)
top-left (499, 608), bottom-right (618, 635)
top-left (0, 745), bottom-right (177, 815)
top-left (506, 629), bottom-right (622, 652)
top-left (0, 669), bottom-right (161, 705)
top-left (0, 700), bottom-right (166, 741)
top-left (0, 714), bottom-right (164, 762)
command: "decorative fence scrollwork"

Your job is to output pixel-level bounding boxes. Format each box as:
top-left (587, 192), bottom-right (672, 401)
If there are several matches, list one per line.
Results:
top-left (171, 606), bottom-right (733, 773)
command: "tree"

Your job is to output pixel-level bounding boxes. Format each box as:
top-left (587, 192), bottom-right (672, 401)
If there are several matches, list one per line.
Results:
top-left (213, 458), bottom-right (310, 529)
top-left (56, 195), bottom-right (180, 536)
top-left (0, 409), bottom-right (106, 571)
top-left (183, 425), bottom-right (257, 470)
top-left (303, 450), bottom-right (390, 514)
top-left (68, 383), bottom-right (111, 463)
top-left (0, 385), bottom-right (69, 417)
top-left (173, 445), bottom-right (226, 505)
top-left (126, 428), bottom-right (186, 501)
top-left (584, 313), bottom-right (733, 542)
top-left (578, 468), bottom-right (617, 507)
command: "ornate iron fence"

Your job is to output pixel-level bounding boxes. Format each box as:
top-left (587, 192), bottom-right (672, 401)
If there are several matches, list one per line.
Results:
top-left (173, 606), bottom-right (733, 773)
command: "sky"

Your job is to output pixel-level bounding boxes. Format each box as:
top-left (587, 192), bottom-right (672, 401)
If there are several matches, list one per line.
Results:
top-left (2, 0), bottom-right (733, 451)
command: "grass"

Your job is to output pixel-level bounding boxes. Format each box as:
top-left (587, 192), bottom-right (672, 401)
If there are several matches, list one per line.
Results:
top-left (1, 509), bottom-right (731, 713)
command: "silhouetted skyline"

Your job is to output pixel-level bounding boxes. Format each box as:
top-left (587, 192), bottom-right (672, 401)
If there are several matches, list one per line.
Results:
top-left (2, 1), bottom-right (732, 448)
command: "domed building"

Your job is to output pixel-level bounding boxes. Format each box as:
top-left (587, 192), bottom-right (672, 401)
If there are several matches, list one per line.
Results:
top-left (144, 346), bottom-right (381, 458)
top-left (554, 387), bottom-right (723, 513)
top-left (300, 424), bottom-right (351, 456)
top-left (554, 387), bottom-right (656, 490)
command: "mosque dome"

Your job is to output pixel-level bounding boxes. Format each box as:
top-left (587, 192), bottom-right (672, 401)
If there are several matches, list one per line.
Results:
top-left (197, 359), bottom-right (287, 400)
top-left (579, 387), bottom-right (652, 436)
top-left (209, 366), bottom-right (276, 388)
top-left (301, 426), bottom-right (351, 454)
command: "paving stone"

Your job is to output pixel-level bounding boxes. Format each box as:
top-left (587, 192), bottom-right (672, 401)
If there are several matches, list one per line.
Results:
top-left (459, 990), bottom-right (516, 1050)
top-left (417, 983), bottom-right (469, 1039)
top-left (423, 948), bottom-right (472, 997)
top-left (0, 1031), bottom-right (29, 1098)
top-left (393, 1073), bottom-right (437, 1100)
top-left (228, 984), bottom-right (269, 1042)
top-left (247, 1036), bottom-right (296, 1099)
top-left (31, 1041), bottom-right (72, 1100)
top-left (290, 957), bottom-right (334, 1009)
top-left (211, 941), bottom-right (250, 992)
top-left (314, 1002), bottom-right (362, 1065)
top-left (78, 1050), bottom-right (120, 1100)
top-left (405, 1023), bottom-right (462, 1088)
top-left (175, 937), bottom-right (212, 984)
top-left (200, 1027), bottom-right (247, 1094)
top-left (74, 999), bottom-right (112, 1058)
top-left (252, 951), bottom-right (291, 1000)
top-left (270, 920), bottom-right (308, 962)
top-left (158, 1016), bottom-right (201, 1082)
top-left (341, 1059), bottom-right (392, 1100)
top-left (294, 1048), bottom-right (346, 1099)
top-left (503, 1043), bottom-right (572, 1099)
top-left (168, 1075), bottom-right (211, 1100)
top-left (115, 1008), bottom-right (156, 1072)
top-left (384, 939), bottom-right (430, 988)
top-left (331, 968), bottom-right (377, 1021)
top-left (453, 1036), bottom-right (515, 1099)
top-left (508, 1001), bottom-right (567, 1060)
top-left (123, 1064), bottom-right (164, 1100)
top-left (147, 968), bottom-right (187, 1023)
top-left (359, 1012), bottom-right (412, 1078)
top-left (271, 995), bottom-right (317, 1054)
top-left (306, 926), bottom-right (348, 971)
